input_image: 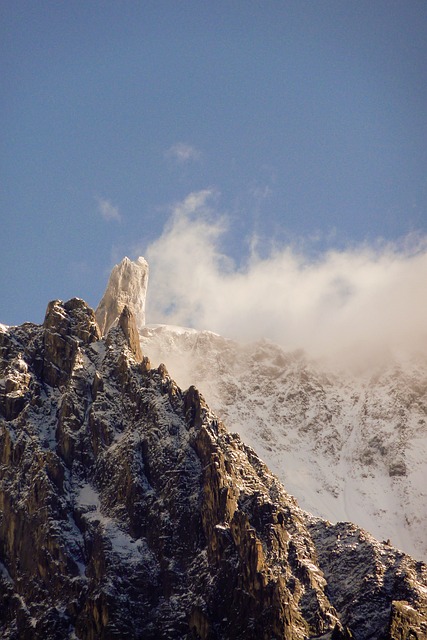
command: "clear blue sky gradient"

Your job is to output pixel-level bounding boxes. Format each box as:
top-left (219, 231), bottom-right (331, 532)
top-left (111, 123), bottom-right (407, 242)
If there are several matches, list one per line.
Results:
top-left (1, 1), bottom-right (426, 325)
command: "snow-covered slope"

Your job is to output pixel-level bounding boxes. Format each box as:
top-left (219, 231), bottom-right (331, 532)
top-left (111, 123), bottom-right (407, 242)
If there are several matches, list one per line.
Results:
top-left (140, 324), bottom-right (427, 562)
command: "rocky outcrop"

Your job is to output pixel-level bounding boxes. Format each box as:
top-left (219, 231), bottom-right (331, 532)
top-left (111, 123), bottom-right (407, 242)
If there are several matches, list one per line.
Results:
top-left (117, 305), bottom-right (143, 361)
top-left (0, 300), bottom-right (426, 639)
top-left (42, 298), bottom-right (101, 387)
top-left (309, 519), bottom-right (427, 639)
top-left (95, 256), bottom-right (148, 335)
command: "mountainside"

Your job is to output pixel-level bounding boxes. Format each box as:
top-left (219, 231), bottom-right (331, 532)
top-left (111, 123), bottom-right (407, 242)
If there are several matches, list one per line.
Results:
top-left (1, 296), bottom-right (427, 638)
top-left (140, 325), bottom-right (427, 563)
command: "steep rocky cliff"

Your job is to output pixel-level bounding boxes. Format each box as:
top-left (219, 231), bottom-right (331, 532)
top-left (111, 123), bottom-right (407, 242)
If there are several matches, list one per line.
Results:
top-left (0, 299), bottom-right (426, 639)
top-left (95, 256), bottom-right (148, 335)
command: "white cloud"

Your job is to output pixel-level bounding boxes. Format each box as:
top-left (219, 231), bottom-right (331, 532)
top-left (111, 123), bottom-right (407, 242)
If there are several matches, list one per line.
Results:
top-left (96, 197), bottom-right (122, 222)
top-left (143, 190), bottom-right (427, 365)
top-left (250, 185), bottom-right (273, 200)
top-left (165, 142), bottom-right (202, 163)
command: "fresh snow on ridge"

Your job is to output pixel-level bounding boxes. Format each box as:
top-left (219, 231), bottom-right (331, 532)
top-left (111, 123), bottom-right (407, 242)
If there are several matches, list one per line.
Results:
top-left (140, 324), bottom-right (427, 562)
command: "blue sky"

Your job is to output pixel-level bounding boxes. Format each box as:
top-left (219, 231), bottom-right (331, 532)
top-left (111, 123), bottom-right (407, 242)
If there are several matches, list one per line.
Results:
top-left (1, 1), bottom-right (427, 335)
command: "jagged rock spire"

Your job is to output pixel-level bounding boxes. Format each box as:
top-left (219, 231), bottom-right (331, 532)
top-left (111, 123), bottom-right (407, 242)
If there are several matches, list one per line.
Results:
top-left (95, 256), bottom-right (148, 336)
top-left (118, 305), bottom-right (143, 361)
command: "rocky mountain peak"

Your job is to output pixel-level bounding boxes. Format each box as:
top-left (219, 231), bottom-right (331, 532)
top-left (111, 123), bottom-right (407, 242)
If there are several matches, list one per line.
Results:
top-left (1, 297), bottom-right (427, 638)
top-left (42, 298), bottom-right (101, 388)
top-left (95, 256), bottom-right (148, 336)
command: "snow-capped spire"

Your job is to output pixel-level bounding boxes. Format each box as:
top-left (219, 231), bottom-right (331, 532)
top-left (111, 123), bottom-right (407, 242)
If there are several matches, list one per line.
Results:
top-left (95, 256), bottom-right (148, 336)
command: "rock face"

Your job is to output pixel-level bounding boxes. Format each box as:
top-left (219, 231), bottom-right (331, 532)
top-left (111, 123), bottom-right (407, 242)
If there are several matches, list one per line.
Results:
top-left (1, 300), bottom-right (427, 638)
top-left (95, 256), bottom-right (148, 335)
top-left (117, 305), bottom-right (143, 361)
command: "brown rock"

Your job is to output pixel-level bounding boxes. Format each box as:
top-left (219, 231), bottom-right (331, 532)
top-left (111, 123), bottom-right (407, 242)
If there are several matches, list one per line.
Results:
top-left (118, 305), bottom-right (142, 362)
top-left (95, 256), bottom-right (148, 336)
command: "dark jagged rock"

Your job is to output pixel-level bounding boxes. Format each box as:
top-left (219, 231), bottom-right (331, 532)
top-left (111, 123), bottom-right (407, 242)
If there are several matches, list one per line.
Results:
top-left (309, 520), bottom-right (427, 639)
top-left (41, 298), bottom-right (101, 387)
top-left (0, 301), bottom-right (426, 639)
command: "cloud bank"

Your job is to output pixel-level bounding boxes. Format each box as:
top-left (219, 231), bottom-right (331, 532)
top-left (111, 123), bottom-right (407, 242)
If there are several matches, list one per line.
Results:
top-left (143, 190), bottom-right (427, 364)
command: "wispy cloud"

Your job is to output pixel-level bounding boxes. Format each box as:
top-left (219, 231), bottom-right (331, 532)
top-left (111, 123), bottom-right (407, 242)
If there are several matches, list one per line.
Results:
top-left (143, 190), bottom-right (427, 366)
top-left (96, 197), bottom-right (122, 222)
top-left (165, 142), bottom-right (202, 164)
top-left (250, 184), bottom-right (273, 201)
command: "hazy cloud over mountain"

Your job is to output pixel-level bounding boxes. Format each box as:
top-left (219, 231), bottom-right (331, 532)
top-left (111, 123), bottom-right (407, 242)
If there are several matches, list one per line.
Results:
top-left (144, 191), bottom-right (427, 364)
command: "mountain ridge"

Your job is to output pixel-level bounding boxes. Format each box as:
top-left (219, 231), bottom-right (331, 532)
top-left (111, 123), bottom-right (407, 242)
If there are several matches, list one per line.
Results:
top-left (1, 297), bottom-right (427, 638)
top-left (139, 322), bottom-right (427, 563)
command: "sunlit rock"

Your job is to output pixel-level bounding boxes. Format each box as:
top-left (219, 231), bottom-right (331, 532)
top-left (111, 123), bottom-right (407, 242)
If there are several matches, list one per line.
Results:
top-left (95, 256), bottom-right (148, 336)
